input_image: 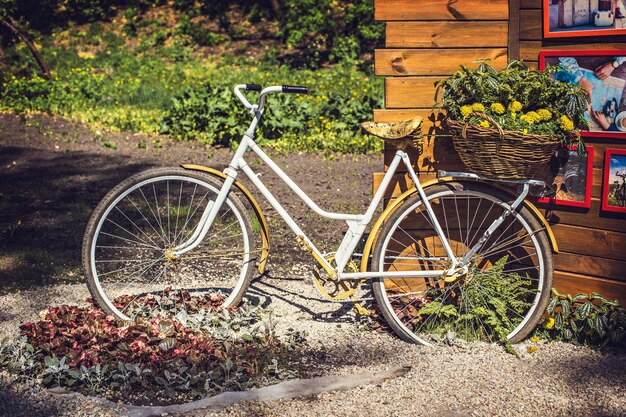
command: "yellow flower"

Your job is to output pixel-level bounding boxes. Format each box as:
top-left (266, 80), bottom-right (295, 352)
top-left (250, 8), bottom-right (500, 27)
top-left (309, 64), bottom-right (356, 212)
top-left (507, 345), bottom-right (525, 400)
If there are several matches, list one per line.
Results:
top-left (490, 102), bottom-right (506, 115)
top-left (509, 101), bottom-right (523, 113)
top-left (520, 114), bottom-right (533, 125)
top-left (543, 317), bottom-right (555, 329)
top-left (471, 102), bottom-right (485, 112)
top-left (479, 120), bottom-right (491, 128)
top-left (527, 345), bottom-right (538, 353)
top-left (523, 128), bottom-right (528, 134)
top-left (460, 105), bottom-right (473, 119)
top-left (560, 115), bottom-right (574, 132)
top-left (526, 111), bottom-right (541, 123)
top-left (537, 109), bottom-right (552, 121)
top-left (530, 335), bottom-right (540, 343)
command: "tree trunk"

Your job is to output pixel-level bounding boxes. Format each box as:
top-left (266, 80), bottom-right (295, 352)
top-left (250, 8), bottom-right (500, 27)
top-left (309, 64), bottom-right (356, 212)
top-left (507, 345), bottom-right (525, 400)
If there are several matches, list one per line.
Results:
top-left (269, 0), bottom-right (282, 18)
top-left (0, 16), bottom-right (49, 78)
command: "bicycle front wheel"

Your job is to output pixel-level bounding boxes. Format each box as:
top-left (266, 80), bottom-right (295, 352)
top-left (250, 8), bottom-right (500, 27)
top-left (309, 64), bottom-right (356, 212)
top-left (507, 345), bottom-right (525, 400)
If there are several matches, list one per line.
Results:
top-left (82, 167), bottom-right (258, 321)
top-left (372, 181), bottom-right (553, 346)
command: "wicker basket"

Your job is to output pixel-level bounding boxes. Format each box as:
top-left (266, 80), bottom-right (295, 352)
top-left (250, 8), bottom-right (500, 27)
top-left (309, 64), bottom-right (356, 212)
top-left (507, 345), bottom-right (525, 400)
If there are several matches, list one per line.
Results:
top-left (446, 112), bottom-right (560, 180)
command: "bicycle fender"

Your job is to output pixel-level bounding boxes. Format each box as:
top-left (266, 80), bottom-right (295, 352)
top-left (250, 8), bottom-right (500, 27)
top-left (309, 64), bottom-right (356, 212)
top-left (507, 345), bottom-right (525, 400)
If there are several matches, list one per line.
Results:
top-left (359, 177), bottom-right (558, 273)
top-left (180, 164), bottom-right (270, 274)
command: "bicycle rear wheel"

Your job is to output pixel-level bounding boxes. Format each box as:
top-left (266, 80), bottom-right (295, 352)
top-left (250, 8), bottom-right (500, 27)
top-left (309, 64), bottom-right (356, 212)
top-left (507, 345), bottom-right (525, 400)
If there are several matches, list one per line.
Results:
top-left (371, 181), bottom-right (553, 345)
top-left (82, 167), bottom-right (258, 320)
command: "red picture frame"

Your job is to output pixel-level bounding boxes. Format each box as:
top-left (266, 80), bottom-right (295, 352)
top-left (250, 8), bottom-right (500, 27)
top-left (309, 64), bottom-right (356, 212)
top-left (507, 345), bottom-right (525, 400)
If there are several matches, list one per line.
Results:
top-left (543, 0), bottom-right (626, 38)
top-left (534, 145), bottom-right (594, 208)
top-left (602, 148), bottom-right (626, 213)
top-left (539, 50), bottom-right (626, 139)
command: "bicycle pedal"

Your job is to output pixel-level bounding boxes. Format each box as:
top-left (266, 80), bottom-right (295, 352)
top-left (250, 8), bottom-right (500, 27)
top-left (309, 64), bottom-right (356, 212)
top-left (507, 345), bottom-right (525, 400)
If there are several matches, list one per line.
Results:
top-left (353, 302), bottom-right (372, 316)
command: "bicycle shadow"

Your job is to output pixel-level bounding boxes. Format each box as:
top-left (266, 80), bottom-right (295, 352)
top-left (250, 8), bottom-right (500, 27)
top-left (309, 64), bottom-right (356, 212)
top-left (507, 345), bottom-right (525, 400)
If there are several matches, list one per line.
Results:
top-left (245, 272), bottom-right (369, 324)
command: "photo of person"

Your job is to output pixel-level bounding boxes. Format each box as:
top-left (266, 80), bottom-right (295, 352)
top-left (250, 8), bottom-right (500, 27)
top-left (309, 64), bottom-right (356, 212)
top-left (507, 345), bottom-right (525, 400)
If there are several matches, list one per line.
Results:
top-left (544, 0), bottom-right (626, 37)
top-left (540, 51), bottom-right (626, 138)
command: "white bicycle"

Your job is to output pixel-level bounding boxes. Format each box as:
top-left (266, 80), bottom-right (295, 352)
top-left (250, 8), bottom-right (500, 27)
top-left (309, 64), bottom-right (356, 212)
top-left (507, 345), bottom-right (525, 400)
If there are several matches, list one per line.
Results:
top-left (82, 84), bottom-right (555, 346)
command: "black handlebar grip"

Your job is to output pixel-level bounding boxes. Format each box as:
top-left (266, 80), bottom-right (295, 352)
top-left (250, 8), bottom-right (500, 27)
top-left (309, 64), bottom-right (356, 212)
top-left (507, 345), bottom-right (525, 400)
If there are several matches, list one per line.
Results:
top-left (245, 84), bottom-right (262, 91)
top-left (282, 85), bottom-right (309, 94)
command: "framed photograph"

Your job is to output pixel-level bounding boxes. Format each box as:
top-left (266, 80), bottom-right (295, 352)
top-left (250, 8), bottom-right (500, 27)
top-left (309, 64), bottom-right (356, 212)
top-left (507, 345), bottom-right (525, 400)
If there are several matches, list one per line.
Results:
top-left (535, 145), bottom-right (594, 208)
top-left (602, 148), bottom-right (626, 212)
top-left (543, 0), bottom-right (626, 38)
top-left (540, 50), bottom-right (626, 139)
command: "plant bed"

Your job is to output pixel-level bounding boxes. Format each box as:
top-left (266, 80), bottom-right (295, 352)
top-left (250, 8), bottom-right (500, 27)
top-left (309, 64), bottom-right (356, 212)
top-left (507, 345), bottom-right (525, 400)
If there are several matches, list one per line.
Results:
top-left (0, 291), bottom-right (308, 406)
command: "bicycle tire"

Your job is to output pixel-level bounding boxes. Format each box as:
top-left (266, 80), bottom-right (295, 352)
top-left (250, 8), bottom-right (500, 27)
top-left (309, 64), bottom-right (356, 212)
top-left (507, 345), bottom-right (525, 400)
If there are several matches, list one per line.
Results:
top-left (82, 167), bottom-right (258, 320)
top-left (371, 181), bottom-right (553, 345)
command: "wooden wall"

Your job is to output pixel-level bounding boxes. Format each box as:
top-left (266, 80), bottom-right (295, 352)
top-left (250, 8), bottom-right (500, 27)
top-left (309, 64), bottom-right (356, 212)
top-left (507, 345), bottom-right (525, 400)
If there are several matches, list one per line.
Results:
top-left (372, 0), bottom-right (626, 304)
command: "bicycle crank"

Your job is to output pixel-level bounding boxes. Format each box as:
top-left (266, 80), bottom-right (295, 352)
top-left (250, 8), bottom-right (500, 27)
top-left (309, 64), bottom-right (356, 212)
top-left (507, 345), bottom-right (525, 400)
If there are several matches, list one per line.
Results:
top-left (311, 255), bottom-right (363, 301)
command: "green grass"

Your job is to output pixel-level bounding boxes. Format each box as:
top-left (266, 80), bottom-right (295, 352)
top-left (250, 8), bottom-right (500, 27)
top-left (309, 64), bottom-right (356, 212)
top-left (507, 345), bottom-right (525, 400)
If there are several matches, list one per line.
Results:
top-left (1, 30), bottom-right (384, 155)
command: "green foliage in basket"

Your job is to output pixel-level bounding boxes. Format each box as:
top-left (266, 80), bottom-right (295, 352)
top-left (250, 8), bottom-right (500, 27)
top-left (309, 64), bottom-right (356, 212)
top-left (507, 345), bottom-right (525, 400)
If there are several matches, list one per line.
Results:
top-left (434, 60), bottom-right (589, 148)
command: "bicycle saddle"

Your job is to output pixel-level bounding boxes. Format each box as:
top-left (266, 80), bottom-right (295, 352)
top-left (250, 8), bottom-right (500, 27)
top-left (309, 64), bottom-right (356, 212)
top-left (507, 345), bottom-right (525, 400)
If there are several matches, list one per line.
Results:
top-left (361, 116), bottom-right (423, 151)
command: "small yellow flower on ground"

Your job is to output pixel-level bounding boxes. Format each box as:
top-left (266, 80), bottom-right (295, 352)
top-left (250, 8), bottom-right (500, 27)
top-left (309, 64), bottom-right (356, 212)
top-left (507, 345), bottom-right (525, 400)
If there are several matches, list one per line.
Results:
top-left (509, 101), bottom-right (523, 113)
top-left (471, 102), bottom-right (485, 112)
top-left (543, 317), bottom-right (555, 329)
top-left (560, 115), bottom-right (574, 132)
top-left (460, 105), bottom-right (473, 119)
top-left (527, 345), bottom-right (538, 353)
top-left (530, 335), bottom-right (540, 343)
top-left (479, 120), bottom-right (491, 128)
top-left (490, 102), bottom-right (506, 115)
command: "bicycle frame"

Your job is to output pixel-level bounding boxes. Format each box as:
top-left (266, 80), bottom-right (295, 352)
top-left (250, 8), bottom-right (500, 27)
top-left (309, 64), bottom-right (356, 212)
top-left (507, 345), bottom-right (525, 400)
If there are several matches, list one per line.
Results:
top-left (171, 85), bottom-right (541, 282)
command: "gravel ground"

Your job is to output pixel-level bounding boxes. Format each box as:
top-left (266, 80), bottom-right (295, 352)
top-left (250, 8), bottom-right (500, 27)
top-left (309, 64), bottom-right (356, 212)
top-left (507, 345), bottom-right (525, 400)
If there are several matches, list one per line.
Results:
top-left (0, 271), bottom-right (625, 417)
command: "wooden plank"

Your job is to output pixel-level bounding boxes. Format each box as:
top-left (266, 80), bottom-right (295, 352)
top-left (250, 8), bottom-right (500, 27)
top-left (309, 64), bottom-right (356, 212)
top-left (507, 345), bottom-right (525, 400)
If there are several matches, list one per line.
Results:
top-left (551, 223), bottom-right (626, 261)
top-left (554, 271), bottom-right (626, 306)
top-left (520, 42), bottom-right (626, 62)
top-left (373, 109), bottom-right (446, 126)
top-left (383, 136), bottom-right (464, 173)
top-left (373, 172), bottom-right (437, 199)
top-left (539, 199), bottom-right (626, 234)
top-left (508, 0), bottom-right (521, 60)
top-left (585, 140), bottom-right (626, 169)
top-left (374, 0), bottom-right (508, 21)
top-left (555, 252), bottom-right (626, 282)
top-left (375, 49), bottom-right (507, 76)
top-left (386, 22), bottom-right (509, 48)
top-left (520, 0), bottom-right (540, 8)
top-left (385, 77), bottom-right (442, 109)
top-left (519, 9), bottom-right (541, 40)
top-left (526, 61), bottom-right (538, 70)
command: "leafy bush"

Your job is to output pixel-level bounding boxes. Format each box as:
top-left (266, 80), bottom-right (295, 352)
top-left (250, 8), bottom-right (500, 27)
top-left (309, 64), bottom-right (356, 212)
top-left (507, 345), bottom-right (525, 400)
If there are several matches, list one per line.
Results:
top-left (279, 0), bottom-right (383, 66)
top-left (160, 62), bottom-right (383, 153)
top-left (536, 290), bottom-right (626, 347)
top-left (2, 291), bottom-right (307, 405)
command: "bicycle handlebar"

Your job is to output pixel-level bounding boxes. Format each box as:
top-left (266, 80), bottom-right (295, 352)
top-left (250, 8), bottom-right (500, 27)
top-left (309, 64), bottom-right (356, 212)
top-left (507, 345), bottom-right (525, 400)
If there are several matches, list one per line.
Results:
top-left (234, 84), bottom-right (309, 113)
top-left (282, 85), bottom-right (309, 94)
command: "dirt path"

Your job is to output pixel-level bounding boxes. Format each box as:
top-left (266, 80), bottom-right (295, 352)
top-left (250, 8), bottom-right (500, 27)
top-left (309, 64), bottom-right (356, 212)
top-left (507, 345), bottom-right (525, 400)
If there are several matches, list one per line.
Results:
top-left (0, 113), bottom-right (625, 417)
top-left (0, 113), bottom-right (380, 293)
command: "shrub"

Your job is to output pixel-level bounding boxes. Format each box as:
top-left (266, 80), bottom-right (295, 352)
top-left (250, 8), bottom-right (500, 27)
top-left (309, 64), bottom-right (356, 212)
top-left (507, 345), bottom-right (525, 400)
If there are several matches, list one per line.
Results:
top-left (2, 291), bottom-right (307, 405)
top-left (536, 289), bottom-right (626, 347)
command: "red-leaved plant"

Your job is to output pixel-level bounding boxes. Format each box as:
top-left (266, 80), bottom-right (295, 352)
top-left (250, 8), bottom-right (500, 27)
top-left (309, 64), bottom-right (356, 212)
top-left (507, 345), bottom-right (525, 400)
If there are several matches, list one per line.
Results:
top-left (6, 291), bottom-right (306, 405)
